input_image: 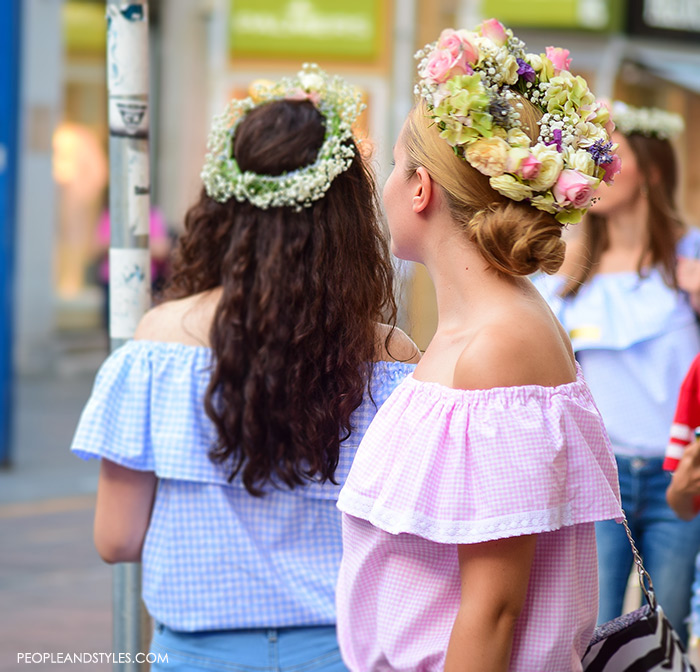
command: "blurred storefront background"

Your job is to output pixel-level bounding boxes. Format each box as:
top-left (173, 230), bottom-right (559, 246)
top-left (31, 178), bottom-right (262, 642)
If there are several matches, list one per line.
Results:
top-left (2, 0), bottom-right (700, 464)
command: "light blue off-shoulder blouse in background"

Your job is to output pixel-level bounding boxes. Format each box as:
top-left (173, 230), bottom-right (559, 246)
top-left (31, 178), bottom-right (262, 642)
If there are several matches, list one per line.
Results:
top-left (532, 228), bottom-right (700, 458)
top-left (70, 339), bottom-right (415, 632)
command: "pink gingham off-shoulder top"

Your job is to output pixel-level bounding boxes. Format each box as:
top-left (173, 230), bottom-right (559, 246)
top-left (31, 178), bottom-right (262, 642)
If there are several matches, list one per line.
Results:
top-left (336, 365), bottom-right (623, 672)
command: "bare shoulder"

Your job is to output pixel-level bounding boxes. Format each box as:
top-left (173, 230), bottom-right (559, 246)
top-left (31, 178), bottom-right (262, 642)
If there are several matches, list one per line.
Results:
top-left (133, 301), bottom-right (172, 341)
top-left (133, 291), bottom-right (218, 346)
top-left (453, 309), bottom-right (575, 391)
top-left (375, 323), bottom-right (421, 364)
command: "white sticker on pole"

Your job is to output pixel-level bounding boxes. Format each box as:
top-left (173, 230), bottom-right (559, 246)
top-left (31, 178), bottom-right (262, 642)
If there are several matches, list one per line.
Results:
top-left (107, 4), bottom-right (149, 138)
top-left (109, 248), bottom-right (151, 339)
top-left (127, 146), bottom-right (150, 235)
top-left (107, 4), bottom-right (148, 96)
top-left (109, 98), bottom-right (149, 138)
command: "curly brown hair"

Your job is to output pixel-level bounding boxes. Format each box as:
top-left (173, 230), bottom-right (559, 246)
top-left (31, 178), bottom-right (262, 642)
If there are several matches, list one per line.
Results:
top-left (165, 99), bottom-right (397, 495)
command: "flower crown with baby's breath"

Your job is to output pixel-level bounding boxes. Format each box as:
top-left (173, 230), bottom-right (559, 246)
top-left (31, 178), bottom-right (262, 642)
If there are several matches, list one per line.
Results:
top-left (201, 64), bottom-right (364, 211)
top-left (612, 101), bottom-right (684, 140)
top-left (415, 19), bottom-right (621, 224)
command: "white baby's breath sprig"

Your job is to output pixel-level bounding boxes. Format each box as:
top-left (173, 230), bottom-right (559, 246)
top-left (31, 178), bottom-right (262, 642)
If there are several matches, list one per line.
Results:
top-left (201, 63), bottom-right (365, 211)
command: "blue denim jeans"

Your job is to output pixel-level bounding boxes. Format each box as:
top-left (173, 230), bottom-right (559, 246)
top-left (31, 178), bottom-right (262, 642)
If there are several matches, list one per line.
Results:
top-left (150, 623), bottom-right (349, 671)
top-left (692, 553), bottom-right (700, 636)
top-left (595, 455), bottom-right (700, 648)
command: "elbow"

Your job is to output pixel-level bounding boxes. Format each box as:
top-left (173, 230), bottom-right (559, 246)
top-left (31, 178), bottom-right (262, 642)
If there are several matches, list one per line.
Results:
top-left (94, 532), bottom-right (144, 564)
top-left (485, 598), bottom-right (526, 641)
top-left (494, 603), bottom-right (524, 633)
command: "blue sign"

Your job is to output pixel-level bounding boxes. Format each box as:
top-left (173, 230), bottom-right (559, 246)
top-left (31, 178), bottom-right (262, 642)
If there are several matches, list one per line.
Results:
top-left (0, 0), bottom-right (21, 465)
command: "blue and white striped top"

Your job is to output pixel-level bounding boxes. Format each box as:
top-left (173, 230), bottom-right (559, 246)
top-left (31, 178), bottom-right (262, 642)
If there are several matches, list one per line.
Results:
top-left (71, 339), bottom-right (415, 631)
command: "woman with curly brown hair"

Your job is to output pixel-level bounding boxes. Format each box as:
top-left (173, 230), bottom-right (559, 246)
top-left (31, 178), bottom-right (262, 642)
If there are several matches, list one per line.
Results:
top-left (70, 65), bottom-right (419, 671)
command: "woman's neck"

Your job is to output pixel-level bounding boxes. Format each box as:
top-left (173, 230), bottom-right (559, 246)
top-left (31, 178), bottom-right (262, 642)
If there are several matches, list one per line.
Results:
top-left (598, 199), bottom-right (649, 272)
top-left (422, 231), bottom-right (522, 334)
top-left (606, 204), bottom-right (647, 250)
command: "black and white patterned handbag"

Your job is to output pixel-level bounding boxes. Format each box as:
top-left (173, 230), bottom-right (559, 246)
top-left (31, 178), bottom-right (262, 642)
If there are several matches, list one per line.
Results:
top-left (582, 517), bottom-right (696, 672)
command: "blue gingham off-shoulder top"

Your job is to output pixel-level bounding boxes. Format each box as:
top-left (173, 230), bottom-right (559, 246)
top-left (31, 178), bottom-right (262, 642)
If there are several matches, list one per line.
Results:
top-left (71, 339), bottom-right (415, 632)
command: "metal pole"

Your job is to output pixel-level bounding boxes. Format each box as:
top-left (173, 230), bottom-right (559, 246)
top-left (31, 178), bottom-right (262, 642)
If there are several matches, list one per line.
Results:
top-left (106, 2), bottom-right (151, 669)
top-left (390, 0), bottom-right (417, 146)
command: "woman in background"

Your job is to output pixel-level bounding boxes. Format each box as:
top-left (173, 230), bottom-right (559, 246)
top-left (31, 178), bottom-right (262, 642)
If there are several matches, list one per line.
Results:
top-left (535, 101), bottom-right (700, 646)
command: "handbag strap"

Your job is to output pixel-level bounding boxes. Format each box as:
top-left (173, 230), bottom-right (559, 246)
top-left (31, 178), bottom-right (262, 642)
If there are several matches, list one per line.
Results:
top-left (621, 514), bottom-right (657, 609)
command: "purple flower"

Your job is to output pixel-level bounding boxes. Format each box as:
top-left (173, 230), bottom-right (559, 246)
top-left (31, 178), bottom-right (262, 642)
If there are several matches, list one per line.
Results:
top-left (588, 139), bottom-right (614, 166)
top-left (517, 58), bottom-right (535, 84)
top-left (545, 128), bottom-right (563, 153)
top-left (488, 96), bottom-right (512, 127)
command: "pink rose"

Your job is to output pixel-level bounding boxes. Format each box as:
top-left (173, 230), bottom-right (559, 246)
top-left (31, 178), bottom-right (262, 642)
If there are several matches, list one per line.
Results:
top-left (421, 48), bottom-right (469, 83)
top-left (481, 18), bottom-right (507, 47)
top-left (451, 49), bottom-right (473, 75)
top-left (520, 154), bottom-right (542, 180)
top-left (437, 29), bottom-right (463, 57)
top-left (553, 169), bottom-right (596, 208)
top-left (438, 28), bottom-right (480, 67)
top-left (456, 31), bottom-right (480, 66)
top-left (285, 88), bottom-right (321, 105)
top-left (605, 116), bottom-right (616, 138)
top-left (545, 46), bottom-right (572, 73)
top-left (457, 30), bottom-right (479, 70)
top-left (602, 154), bottom-right (622, 184)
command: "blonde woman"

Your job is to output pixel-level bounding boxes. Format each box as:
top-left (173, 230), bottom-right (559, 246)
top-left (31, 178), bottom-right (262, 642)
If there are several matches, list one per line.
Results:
top-left (335, 20), bottom-right (622, 671)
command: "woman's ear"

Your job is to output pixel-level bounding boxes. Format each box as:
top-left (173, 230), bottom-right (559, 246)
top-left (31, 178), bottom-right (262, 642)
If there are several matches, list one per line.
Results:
top-left (412, 167), bottom-right (433, 214)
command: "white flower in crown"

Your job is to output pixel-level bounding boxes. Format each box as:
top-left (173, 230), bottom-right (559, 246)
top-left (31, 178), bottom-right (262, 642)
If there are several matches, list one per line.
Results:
top-left (415, 18), bottom-right (620, 224)
top-left (201, 63), bottom-right (365, 211)
top-left (564, 147), bottom-right (596, 175)
top-left (298, 70), bottom-right (325, 92)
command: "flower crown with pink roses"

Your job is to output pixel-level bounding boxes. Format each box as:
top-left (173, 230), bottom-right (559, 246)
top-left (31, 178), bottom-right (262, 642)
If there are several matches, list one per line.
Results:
top-left (414, 19), bottom-right (620, 224)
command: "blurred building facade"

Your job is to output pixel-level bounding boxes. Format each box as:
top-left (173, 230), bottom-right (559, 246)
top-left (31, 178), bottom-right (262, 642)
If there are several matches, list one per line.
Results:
top-left (3, 0), bottom-right (700, 461)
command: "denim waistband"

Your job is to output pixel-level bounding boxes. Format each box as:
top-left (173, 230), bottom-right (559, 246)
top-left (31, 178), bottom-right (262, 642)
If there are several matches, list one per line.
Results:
top-left (613, 454), bottom-right (665, 473)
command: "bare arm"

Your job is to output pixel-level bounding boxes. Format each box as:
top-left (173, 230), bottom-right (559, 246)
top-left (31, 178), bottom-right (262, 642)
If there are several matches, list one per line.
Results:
top-left (94, 459), bottom-right (157, 563)
top-left (444, 535), bottom-right (537, 672)
top-left (667, 440), bottom-right (700, 521)
top-left (676, 256), bottom-right (700, 315)
top-left (375, 323), bottom-right (421, 364)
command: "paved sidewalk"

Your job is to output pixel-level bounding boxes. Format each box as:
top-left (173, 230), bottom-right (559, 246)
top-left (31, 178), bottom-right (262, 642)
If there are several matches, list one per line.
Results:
top-left (0, 373), bottom-right (100, 506)
top-left (0, 340), bottom-right (113, 671)
top-left (0, 496), bottom-right (112, 671)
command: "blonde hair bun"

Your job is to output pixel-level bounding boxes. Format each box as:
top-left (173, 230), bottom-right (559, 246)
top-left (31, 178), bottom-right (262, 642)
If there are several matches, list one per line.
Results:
top-left (468, 202), bottom-right (565, 276)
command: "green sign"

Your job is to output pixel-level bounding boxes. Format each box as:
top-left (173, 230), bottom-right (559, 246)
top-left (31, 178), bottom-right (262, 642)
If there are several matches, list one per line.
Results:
top-left (229, 0), bottom-right (382, 61)
top-left (481, 0), bottom-right (625, 32)
top-left (62, 2), bottom-right (107, 54)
